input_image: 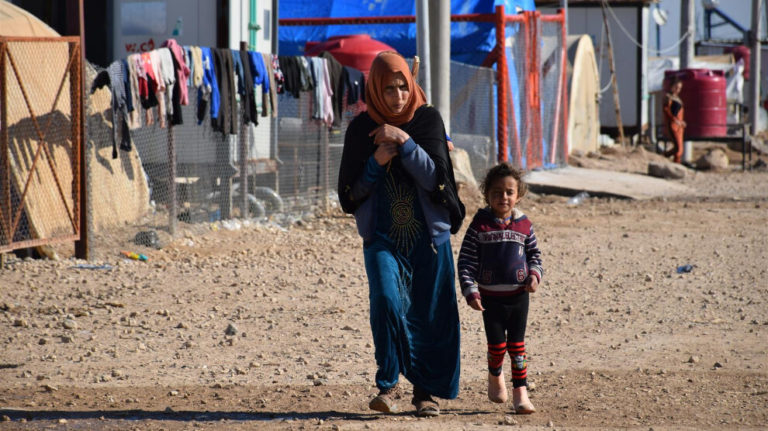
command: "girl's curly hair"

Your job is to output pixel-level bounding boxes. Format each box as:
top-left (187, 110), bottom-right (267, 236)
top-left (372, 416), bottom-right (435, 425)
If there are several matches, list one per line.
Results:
top-left (480, 162), bottom-right (527, 204)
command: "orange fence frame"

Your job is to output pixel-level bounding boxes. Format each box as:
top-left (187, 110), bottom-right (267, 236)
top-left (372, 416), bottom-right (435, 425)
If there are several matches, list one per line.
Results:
top-left (0, 36), bottom-right (83, 255)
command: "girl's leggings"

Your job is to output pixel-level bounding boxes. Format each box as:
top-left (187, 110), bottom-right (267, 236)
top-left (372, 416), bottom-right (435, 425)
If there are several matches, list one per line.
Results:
top-left (481, 292), bottom-right (529, 388)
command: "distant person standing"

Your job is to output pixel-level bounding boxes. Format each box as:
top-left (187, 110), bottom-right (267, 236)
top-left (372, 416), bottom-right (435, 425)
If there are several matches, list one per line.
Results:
top-left (663, 78), bottom-right (686, 163)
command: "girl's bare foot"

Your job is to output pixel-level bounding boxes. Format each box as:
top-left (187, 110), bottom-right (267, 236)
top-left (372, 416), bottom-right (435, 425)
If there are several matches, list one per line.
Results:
top-left (488, 372), bottom-right (508, 403)
top-left (513, 386), bottom-right (535, 414)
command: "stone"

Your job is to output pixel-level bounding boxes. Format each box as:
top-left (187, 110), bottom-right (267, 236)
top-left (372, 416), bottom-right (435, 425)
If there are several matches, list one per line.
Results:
top-left (647, 161), bottom-right (687, 179)
top-left (449, 147), bottom-right (478, 188)
top-left (696, 148), bottom-right (729, 171)
top-left (12, 319), bottom-right (28, 328)
top-left (225, 323), bottom-right (238, 336)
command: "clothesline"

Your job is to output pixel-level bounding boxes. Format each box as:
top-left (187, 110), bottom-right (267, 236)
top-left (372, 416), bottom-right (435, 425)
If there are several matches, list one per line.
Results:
top-left (92, 38), bottom-right (366, 159)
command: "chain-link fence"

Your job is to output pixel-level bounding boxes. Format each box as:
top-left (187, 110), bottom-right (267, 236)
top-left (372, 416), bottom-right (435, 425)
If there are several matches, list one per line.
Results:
top-left (80, 56), bottom-right (496, 255)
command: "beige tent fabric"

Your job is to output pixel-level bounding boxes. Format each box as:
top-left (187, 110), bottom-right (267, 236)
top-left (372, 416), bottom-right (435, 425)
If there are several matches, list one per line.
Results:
top-left (566, 34), bottom-right (600, 156)
top-left (1, 1), bottom-right (148, 248)
top-left (0, 1), bottom-right (59, 37)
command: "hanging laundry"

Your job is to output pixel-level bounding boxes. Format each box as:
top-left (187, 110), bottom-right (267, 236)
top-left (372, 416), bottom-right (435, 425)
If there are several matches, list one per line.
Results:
top-left (240, 49), bottom-right (257, 126)
top-left (162, 39), bottom-right (191, 125)
top-left (190, 46), bottom-right (204, 88)
top-left (271, 53), bottom-right (284, 95)
top-left (307, 57), bottom-right (333, 126)
top-left (212, 48), bottom-right (237, 135)
top-left (343, 65), bottom-right (365, 105)
top-left (156, 47), bottom-right (177, 126)
top-left (318, 51), bottom-right (344, 129)
top-left (264, 53), bottom-right (278, 117)
top-left (139, 52), bottom-right (160, 126)
top-left (91, 60), bottom-right (131, 158)
top-left (298, 56), bottom-right (314, 92)
top-left (231, 50), bottom-right (244, 97)
top-left (198, 46), bottom-right (220, 124)
top-left (125, 54), bottom-right (142, 128)
top-left (279, 56), bottom-right (302, 98)
top-left (249, 51), bottom-right (270, 118)
top-left (183, 45), bottom-right (194, 87)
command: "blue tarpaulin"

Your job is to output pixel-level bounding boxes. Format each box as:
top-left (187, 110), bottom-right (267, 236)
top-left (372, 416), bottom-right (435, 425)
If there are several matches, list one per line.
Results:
top-left (278, 0), bottom-right (535, 66)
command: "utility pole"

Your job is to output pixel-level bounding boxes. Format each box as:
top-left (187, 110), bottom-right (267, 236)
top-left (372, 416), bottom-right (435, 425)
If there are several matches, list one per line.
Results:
top-left (749, 0), bottom-right (762, 135)
top-left (416, 0), bottom-right (431, 103)
top-left (680, 0), bottom-right (694, 69)
top-left (601, 2), bottom-right (625, 145)
top-left (429, 0), bottom-right (450, 134)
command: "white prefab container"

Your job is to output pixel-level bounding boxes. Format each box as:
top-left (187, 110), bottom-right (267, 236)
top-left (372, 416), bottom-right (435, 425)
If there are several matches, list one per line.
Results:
top-left (111, 0), bottom-right (217, 60)
top-left (562, 3), bottom-right (651, 135)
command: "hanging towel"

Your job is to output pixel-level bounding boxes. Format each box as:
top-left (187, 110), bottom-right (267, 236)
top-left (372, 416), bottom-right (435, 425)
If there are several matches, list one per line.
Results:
top-left (318, 51), bottom-right (344, 129)
top-left (125, 54), bottom-right (142, 128)
top-left (191, 46), bottom-right (204, 88)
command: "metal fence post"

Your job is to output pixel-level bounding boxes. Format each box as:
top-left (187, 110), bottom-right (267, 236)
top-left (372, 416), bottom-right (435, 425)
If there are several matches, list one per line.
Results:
top-left (167, 123), bottom-right (177, 235)
top-left (239, 41), bottom-right (249, 219)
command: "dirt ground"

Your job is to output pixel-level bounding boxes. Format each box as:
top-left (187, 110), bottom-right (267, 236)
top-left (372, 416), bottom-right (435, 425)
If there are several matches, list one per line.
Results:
top-left (1, 144), bottom-right (767, 430)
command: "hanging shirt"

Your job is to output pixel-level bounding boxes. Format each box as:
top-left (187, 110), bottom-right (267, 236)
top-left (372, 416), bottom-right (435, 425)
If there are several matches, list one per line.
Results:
top-left (198, 46), bottom-right (220, 124)
top-left (343, 65), bottom-right (365, 105)
top-left (318, 51), bottom-right (344, 129)
top-left (240, 49), bottom-right (257, 125)
top-left (91, 60), bottom-right (131, 158)
top-left (162, 39), bottom-right (191, 105)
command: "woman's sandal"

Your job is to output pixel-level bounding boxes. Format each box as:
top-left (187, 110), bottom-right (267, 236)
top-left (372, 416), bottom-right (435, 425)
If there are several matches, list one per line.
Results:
top-left (412, 386), bottom-right (440, 417)
top-left (414, 398), bottom-right (440, 417)
top-left (369, 385), bottom-right (402, 413)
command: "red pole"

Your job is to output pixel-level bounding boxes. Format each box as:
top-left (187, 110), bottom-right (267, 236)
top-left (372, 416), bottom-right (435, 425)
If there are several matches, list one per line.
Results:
top-left (532, 11), bottom-right (542, 168)
top-left (495, 5), bottom-right (508, 162)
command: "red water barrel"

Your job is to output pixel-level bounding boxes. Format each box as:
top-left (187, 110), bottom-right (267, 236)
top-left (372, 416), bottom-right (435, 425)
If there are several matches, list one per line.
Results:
top-left (663, 69), bottom-right (727, 138)
top-left (725, 45), bottom-right (750, 80)
top-left (305, 34), bottom-right (395, 78)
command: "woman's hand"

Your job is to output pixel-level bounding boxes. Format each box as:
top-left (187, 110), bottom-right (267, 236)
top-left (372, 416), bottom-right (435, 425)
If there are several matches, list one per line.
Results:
top-left (369, 124), bottom-right (410, 146)
top-left (468, 297), bottom-right (485, 311)
top-left (373, 141), bottom-right (398, 166)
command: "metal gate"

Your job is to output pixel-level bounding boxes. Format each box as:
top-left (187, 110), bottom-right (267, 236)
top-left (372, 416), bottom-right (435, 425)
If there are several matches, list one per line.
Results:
top-left (0, 36), bottom-right (83, 254)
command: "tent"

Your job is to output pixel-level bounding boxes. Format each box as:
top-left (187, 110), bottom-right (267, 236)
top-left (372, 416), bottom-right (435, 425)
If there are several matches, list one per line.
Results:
top-left (566, 34), bottom-right (600, 156)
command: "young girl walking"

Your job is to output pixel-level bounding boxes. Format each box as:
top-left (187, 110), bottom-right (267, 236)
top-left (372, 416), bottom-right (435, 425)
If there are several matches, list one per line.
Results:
top-left (457, 162), bottom-right (542, 414)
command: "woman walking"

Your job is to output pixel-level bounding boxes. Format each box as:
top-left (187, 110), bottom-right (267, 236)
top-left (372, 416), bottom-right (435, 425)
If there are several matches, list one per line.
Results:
top-left (338, 51), bottom-right (465, 417)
